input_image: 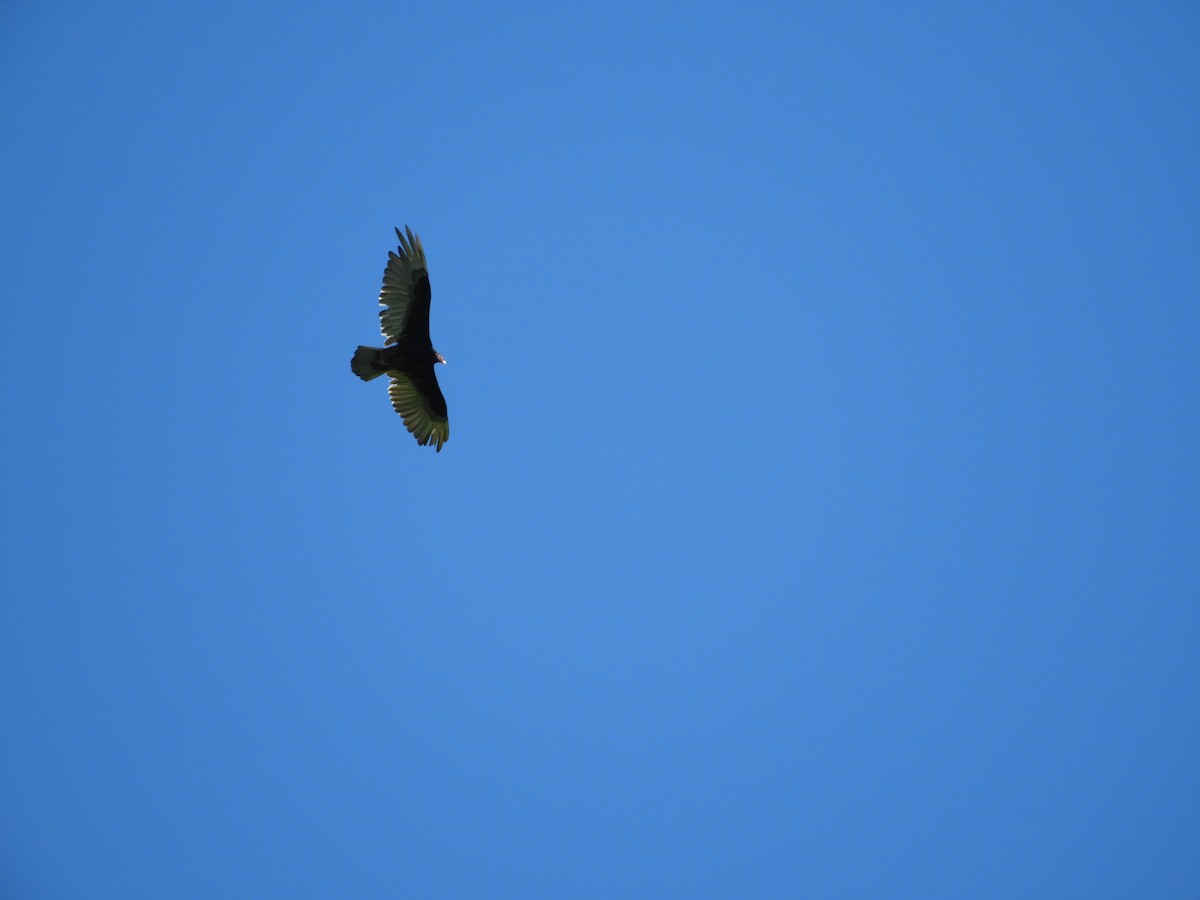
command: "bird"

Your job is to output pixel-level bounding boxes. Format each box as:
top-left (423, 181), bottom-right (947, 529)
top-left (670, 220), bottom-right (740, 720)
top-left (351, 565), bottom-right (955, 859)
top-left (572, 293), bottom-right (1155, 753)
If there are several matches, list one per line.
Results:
top-left (350, 226), bottom-right (449, 451)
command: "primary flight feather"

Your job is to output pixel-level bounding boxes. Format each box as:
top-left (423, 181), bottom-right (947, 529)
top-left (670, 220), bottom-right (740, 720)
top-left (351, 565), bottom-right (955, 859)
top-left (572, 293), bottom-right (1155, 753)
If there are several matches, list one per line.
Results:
top-left (350, 226), bottom-right (449, 451)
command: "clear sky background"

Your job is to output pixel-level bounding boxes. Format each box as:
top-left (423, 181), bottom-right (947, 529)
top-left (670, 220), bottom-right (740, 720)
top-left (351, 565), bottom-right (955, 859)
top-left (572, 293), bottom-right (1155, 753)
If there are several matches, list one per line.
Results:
top-left (2, 2), bottom-right (1198, 897)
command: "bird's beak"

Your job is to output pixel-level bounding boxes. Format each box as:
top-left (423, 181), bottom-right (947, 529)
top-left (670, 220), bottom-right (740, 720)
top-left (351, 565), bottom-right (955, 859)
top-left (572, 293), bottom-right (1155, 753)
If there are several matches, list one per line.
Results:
top-left (436, 353), bottom-right (447, 365)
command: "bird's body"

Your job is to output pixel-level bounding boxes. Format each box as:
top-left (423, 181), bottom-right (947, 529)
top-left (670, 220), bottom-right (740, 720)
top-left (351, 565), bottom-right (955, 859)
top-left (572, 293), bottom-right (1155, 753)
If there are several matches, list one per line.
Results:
top-left (354, 339), bottom-right (442, 377)
top-left (350, 226), bottom-right (449, 451)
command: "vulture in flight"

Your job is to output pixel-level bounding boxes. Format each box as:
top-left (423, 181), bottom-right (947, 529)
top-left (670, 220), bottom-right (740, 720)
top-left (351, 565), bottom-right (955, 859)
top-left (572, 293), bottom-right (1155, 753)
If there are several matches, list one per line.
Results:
top-left (350, 226), bottom-right (449, 451)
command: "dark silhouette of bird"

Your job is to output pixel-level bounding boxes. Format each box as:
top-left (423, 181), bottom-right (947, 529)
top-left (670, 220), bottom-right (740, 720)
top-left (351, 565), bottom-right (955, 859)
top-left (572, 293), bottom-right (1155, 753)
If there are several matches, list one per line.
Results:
top-left (350, 226), bottom-right (449, 451)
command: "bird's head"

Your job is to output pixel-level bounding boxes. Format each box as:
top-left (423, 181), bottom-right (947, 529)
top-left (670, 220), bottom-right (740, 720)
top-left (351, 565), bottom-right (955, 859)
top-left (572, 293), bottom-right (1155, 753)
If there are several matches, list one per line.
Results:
top-left (435, 352), bottom-right (446, 365)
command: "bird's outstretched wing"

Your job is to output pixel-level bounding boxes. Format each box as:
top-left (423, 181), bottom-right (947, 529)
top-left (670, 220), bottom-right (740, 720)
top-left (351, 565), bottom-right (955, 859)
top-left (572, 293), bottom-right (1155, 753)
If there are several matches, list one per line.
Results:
top-left (388, 369), bottom-right (449, 452)
top-left (379, 226), bottom-right (431, 345)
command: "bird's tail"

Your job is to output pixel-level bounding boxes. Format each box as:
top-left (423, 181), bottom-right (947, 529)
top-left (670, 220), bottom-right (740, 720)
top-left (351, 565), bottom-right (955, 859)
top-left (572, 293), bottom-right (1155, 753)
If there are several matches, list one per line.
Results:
top-left (351, 346), bottom-right (386, 382)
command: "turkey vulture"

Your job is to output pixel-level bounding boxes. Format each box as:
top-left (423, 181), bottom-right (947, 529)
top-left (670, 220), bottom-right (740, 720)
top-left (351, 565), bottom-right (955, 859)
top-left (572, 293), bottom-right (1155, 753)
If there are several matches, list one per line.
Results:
top-left (350, 226), bottom-right (449, 451)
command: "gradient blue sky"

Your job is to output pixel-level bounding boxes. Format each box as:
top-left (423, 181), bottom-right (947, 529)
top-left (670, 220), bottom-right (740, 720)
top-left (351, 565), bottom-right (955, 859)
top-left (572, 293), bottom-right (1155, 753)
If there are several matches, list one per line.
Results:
top-left (3, 2), bottom-right (1198, 897)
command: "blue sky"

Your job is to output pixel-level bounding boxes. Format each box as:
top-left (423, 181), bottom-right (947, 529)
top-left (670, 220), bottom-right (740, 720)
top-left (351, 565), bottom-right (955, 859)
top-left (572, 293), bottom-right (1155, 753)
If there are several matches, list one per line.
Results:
top-left (2, 1), bottom-right (1198, 896)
